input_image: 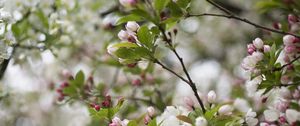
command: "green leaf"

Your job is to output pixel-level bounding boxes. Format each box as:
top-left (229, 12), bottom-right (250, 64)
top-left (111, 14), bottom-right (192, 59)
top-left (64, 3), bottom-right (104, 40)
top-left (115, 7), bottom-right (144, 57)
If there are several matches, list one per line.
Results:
top-left (137, 26), bottom-right (154, 48)
top-left (117, 14), bottom-right (143, 25)
top-left (176, 115), bottom-right (193, 124)
top-left (205, 105), bottom-right (221, 120)
top-left (167, 1), bottom-right (183, 18)
top-left (132, 9), bottom-right (156, 23)
top-left (176, 0), bottom-right (191, 9)
top-left (113, 98), bottom-right (125, 114)
top-left (148, 118), bottom-right (157, 126)
top-left (154, 0), bottom-right (171, 12)
top-left (128, 120), bottom-right (138, 126)
top-left (88, 108), bottom-right (109, 120)
top-left (74, 70), bottom-right (85, 87)
top-left (115, 47), bottom-right (140, 59)
top-left (112, 42), bottom-right (139, 48)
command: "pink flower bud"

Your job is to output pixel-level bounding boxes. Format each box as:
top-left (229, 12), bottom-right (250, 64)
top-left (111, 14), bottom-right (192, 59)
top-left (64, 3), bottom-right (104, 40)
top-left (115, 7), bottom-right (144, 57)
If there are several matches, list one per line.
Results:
top-left (253, 38), bottom-right (264, 49)
top-left (132, 79), bottom-right (141, 86)
top-left (118, 30), bottom-right (130, 41)
top-left (126, 21), bottom-right (139, 32)
top-left (293, 90), bottom-right (300, 99)
top-left (272, 22), bottom-right (282, 29)
top-left (284, 45), bottom-right (296, 54)
top-left (288, 14), bottom-right (298, 24)
top-left (218, 105), bottom-right (233, 115)
top-left (248, 48), bottom-right (255, 55)
top-left (281, 75), bottom-right (291, 84)
top-left (147, 106), bottom-right (155, 117)
top-left (283, 35), bottom-right (295, 45)
top-left (144, 115), bottom-right (151, 125)
top-left (207, 90), bottom-right (217, 103)
top-left (263, 45), bottom-right (271, 53)
top-left (119, 0), bottom-right (137, 8)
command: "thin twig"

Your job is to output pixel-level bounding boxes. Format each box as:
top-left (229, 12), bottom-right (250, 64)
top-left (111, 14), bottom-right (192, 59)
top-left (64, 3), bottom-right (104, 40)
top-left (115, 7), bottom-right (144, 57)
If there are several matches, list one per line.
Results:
top-left (206, 0), bottom-right (234, 16)
top-left (156, 25), bottom-right (206, 113)
top-left (272, 55), bottom-right (300, 71)
top-left (187, 13), bottom-right (300, 38)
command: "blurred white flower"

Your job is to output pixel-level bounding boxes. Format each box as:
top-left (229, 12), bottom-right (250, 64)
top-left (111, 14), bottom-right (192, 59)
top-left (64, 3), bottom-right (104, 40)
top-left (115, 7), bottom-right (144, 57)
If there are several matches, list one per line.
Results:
top-left (245, 109), bottom-right (258, 126)
top-left (218, 105), bottom-right (233, 115)
top-left (285, 109), bottom-right (300, 124)
top-left (207, 90), bottom-right (217, 103)
top-left (263, 109), bottom-right (279, 122)
top-left (195, 117), bottom-right (207, 126)
top-left (283, 35), bottom-right (295, 46)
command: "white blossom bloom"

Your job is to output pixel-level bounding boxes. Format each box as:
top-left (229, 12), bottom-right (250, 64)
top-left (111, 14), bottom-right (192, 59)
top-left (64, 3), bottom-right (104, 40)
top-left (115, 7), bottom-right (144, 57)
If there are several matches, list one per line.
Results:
top-left (126, 21), bottom-right (139, 32)
top-left (245, 109), bottom-right (258, 126)
top-left (253, 38), bottom-right (264, 49)
top-left (207, 90), bottom-right (217, 103)
top-left (263, 109), bottom-right (279, 122)
top-left (195, 117), bottom-right (207, 126)
top-left (283, 35), bottom-right (295, 46)
top-left (218, 105), bottom-right (233, 115)
top-left (285, 109), bottom-right (300, 124)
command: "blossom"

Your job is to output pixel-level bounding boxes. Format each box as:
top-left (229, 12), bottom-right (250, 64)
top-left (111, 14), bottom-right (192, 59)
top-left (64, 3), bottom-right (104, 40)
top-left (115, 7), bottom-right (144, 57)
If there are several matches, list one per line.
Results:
top-left (245, 109), bottom-right (258, 126)
top-left (218, 105), bottom-right (233, 115)
top-left (253, 38), bottom-right (264, 49)
top-left (147, 106), bottom-right (155, 117)
top-left (195, 117), bottom-right (207, 126)
top-left (263, 45), bottom-right (271, 53)
top-left (283, 35), bottom-right (295, 46)
top-left (285, 109), bottom-right (300, 124)
top-left (207, 90), bottom-right (217, 103)
top-left (126, 21), bottom-right (139, 32)
top-left (263, 109), bottom-right (279, 122)
top-left (118, 30), bottom-right (130, 41)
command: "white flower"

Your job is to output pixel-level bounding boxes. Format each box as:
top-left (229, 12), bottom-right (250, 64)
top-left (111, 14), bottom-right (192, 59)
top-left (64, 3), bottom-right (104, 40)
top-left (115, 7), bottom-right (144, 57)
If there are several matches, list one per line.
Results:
top-left (263, 45), bottom-right (271, 53)
top-left (233, 98), bottom-right (250, 113)
top-left (285, 109), bottom-right (300, 124)
top-left (253, 38), bottom-right (264, 49)
top-left (0, 10), bottom-right (13, 23)
top-left (118, 30), bottom-right (130, 41)
top-left (283, 35), bottom-right (295, 46)
top-left (263, 109), bottom-right (279, 122)
top-left (245, 109), bottom-right (258, 126)
top-left (279, 87), bottom-right (291, 99)
top-left (126, 21), bottom-right (139, 32)
top-left (252, 52), bottom-right (264, 62)
top-left (207, 90), bottom-right (217, 103)
top-left (218, 105), bottom-right (233, 115)
top-left (246, 76), bottom-right (262, 97)
top-left (147, 106), bottom-right (155, 117)
top-left (195, 117), bottom-right (207, 126)
top-left (241, 55), bottom-right (257, 70)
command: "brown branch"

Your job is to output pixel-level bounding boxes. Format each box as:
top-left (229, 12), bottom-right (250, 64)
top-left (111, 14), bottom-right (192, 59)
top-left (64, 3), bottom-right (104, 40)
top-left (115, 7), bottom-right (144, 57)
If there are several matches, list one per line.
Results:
top-left (156, 25), bottom-right (206, 113)
top-left (272, 55), bottom-right (300, 71)
top-left (206, 0), bottom-right (234, 16)
top-left (187, 13), bottom-right (300, 38)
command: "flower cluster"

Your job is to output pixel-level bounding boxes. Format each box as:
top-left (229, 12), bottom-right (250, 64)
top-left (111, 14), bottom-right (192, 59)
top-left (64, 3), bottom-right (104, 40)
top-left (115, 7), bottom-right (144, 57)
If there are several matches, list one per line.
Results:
top-left (242, 38), bottom-right (270, 73)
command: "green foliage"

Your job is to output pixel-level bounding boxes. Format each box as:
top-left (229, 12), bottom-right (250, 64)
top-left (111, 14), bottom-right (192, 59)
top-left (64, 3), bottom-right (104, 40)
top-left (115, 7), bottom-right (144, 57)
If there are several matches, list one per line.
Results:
top-left (154, 0), bottom-right (171, 13)
top-left (137, 25), bottom-right (155, 49)
top-left (117, 14), bottom-right (144, 25)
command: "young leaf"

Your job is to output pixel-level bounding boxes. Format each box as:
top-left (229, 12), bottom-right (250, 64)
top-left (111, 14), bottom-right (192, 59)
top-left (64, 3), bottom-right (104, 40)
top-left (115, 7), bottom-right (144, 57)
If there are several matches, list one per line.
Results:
top-left (176, 0), bottom-right (191, 9)
top-left (117, 14), bottom-right (143, 25)
top-left (74, 70), bottom-right (85, 87)
top-left (128, 120), bottom-right (138, 126)
top-left (137, 26), bottom-right (153, 48)
top-left (148, 118), bottom-right (157, 126)
top-left (154, 0), bottom-right (171, 13)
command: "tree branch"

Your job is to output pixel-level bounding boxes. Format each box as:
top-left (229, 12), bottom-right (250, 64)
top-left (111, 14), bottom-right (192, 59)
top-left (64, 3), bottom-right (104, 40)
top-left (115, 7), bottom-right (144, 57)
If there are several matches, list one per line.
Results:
top-left (187, 13), bottom-right (300, 38)
top-left (156, 25), bottom-right (206, 113)
top-left (272, 55), bottom-right (300, 71)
